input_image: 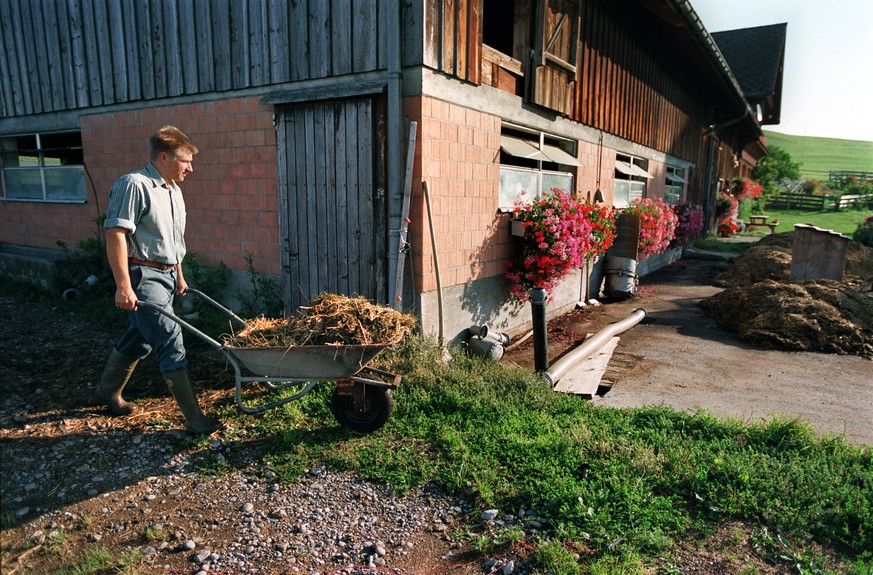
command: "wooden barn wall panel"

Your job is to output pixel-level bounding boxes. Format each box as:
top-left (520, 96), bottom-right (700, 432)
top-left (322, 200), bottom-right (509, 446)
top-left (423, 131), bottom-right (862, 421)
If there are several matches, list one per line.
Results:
top-left (358, 0), bottom-right (382, 72)
top-left (577, 0), bottom-right (710, 160)
top-left (0, 0), bottom-right (388, 119)
top-left (424, 0), bottom-right (481, 84)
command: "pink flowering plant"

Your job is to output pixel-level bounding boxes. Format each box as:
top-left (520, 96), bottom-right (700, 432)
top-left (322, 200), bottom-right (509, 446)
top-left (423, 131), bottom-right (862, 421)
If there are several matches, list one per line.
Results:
top-left (622, 197), bottom-right (679, 258)
top-left (669, 202), bottom-right (704, 248)
top-left (505, 189), bottom-right (594, 300)
top-left (578, 202), bottom-right (617, 260)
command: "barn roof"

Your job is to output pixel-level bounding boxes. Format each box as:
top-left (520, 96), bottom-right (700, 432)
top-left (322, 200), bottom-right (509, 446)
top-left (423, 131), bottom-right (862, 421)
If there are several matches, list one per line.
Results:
top-left (711, 23), bottom-right (788, 124)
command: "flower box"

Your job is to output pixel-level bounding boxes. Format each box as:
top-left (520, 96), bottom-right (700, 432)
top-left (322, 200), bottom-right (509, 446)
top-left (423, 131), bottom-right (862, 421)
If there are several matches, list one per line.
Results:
top-left (510, 219), bottom-right (525, 237)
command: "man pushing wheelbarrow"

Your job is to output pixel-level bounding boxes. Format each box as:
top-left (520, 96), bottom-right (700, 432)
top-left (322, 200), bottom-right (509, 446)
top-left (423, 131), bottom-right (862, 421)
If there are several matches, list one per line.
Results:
top-left (95, 126), bottom-right (413, 435)
top-left (95, 126), bottom-right (222, 435)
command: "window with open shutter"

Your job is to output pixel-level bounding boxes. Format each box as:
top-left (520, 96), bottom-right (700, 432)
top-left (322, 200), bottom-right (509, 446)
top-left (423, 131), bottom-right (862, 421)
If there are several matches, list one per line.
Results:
top-left (529, 0), bottom-right (580, 117)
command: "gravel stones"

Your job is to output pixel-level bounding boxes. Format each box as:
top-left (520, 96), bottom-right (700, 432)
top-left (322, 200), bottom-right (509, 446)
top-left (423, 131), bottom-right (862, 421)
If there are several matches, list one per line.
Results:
top-left (7, 435), bottom-right (506, 574)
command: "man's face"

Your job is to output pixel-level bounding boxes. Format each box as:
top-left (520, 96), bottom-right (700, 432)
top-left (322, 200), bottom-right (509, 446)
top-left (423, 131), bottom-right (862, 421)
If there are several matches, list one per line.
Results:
top-left (159, 148), bottom-right (194, 184)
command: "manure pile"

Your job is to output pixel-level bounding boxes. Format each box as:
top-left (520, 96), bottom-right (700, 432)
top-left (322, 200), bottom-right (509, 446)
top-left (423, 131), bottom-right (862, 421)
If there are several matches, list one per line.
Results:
top-left (701, 280), bottom-right (873, 358)
top-left (715, 232), bottom-right (873, 289)
top-left (224, 294), bottom-right (416, 348)
top-left (703, 232), bottom-right (873, 358)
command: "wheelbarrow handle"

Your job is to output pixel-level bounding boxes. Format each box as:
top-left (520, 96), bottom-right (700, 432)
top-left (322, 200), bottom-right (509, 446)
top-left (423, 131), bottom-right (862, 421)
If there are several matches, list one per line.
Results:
top-left (136, 299), bottom-right (225, 352)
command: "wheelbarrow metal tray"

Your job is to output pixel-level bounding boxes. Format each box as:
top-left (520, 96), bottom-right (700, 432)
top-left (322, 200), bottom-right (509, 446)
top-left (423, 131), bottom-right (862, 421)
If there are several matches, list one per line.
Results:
top-left (225, 342), bottom-right (395, 379)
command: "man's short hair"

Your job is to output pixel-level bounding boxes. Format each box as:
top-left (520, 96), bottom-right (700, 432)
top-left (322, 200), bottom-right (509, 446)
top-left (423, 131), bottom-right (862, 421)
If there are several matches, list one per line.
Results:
top-left (150, 126), bottom-right (198, 160)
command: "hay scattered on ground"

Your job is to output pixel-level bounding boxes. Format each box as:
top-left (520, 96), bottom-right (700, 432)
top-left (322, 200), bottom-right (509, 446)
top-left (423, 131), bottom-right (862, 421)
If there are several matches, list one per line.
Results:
top-left (704, 232), bottom-right (873, 357)
top-left (224, 294), bottom-right (416, 348)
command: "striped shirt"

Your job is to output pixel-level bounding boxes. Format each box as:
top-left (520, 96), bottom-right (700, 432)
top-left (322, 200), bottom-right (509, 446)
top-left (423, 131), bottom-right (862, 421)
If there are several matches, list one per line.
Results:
top-left (104, 163), bottom-right (186, 265)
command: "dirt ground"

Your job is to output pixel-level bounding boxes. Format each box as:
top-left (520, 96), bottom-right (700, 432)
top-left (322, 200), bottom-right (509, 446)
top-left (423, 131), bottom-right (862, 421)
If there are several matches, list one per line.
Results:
top-left (504, 254), bottom-right (873, 446)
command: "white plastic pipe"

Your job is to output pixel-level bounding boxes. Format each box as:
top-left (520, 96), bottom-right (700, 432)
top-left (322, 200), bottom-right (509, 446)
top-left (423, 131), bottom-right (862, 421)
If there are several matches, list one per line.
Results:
top-left (541, 308), bottom-right (647, 387)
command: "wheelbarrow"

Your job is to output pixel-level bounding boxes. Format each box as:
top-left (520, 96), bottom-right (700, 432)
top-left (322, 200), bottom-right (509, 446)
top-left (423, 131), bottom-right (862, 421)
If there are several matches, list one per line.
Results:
top-left (137, 288), bottom-right (400, 433)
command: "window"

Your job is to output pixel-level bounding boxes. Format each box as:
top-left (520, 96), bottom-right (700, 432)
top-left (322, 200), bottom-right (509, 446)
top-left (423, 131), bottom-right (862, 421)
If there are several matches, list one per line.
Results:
top-left (498, 124), bottom-right (581, 210)
top-left (613, 153), bottom-right (651, 208)
top-left (1, 132), bottom-right (86, 202)
top-left (483, 0), bottom-right (518, 58)
top-left (665, 165), bottom-right (688, 205)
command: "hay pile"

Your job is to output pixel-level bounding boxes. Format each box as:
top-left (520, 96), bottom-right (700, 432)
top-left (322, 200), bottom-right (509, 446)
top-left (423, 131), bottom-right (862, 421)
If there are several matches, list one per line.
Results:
top-left (701, 280), bottom-right (873, 358)
top-left (224, 294), bottom-right (416, 348)
top-left (703, 231), bottom-right (873, 358)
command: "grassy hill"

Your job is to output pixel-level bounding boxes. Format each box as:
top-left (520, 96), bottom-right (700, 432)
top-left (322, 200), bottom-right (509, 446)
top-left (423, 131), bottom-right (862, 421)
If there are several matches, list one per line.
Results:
top-left (762, 130), bottom-right (873, 181)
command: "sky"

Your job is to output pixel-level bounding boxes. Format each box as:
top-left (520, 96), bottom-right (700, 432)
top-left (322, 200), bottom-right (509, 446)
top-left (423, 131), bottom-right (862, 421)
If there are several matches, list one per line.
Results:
top-left (690, 0), bottom-right (873, 143)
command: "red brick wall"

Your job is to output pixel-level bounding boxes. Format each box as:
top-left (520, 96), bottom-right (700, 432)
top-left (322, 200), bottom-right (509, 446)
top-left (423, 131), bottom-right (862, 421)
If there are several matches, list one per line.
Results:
top-left (404, 96), bottom-right (513, 293)
top-left (0, 178), bottom-right (99, 253)
top-left (81, 97), bottom-right (280, 275)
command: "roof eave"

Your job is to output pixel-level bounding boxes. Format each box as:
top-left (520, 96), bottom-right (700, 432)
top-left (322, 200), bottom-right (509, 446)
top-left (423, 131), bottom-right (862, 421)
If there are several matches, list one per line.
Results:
top-left (669, 0), bottom-right (760, 133)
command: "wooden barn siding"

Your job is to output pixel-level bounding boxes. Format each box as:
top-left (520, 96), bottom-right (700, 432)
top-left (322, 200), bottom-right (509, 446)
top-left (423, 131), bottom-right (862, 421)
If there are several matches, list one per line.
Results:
top-left (0, 0), bottom-right (388, 118)
top-left (576, 1), bottom-right (707, 162)
top-left (424, 0), bottom-right (481, 84)
top-left (424, 0), bottom-right (712, 172)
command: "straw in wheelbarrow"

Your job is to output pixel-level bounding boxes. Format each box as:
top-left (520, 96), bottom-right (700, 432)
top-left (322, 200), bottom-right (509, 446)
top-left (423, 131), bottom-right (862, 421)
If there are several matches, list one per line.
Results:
top-left (224, 293), bottom-right (416, 348)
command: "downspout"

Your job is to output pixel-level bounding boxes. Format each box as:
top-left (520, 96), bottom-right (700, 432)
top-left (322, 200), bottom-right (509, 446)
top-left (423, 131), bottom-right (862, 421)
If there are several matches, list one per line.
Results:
top-left (386, 0), bottom-right (403, 305)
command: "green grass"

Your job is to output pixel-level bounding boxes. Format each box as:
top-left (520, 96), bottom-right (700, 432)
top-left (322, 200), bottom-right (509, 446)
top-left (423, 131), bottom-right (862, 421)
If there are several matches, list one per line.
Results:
top-left (229, 337), bottom-right (873, 574)
top-left (759, 208), bottom-right (870, 236)
top-left (762, 130), bottom-right (873, 181)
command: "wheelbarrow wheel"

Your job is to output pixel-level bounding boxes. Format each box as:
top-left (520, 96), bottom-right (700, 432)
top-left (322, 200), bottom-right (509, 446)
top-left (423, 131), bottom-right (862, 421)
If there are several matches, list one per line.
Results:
top-left (331, 384), bottom-right (394, 433)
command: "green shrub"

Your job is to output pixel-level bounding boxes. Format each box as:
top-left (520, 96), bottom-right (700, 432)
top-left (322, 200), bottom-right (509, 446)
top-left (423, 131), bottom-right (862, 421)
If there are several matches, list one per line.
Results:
top-left (852, 214), bottom-right (873, 247)
top-left (737, 197), bottom-right (754, 222)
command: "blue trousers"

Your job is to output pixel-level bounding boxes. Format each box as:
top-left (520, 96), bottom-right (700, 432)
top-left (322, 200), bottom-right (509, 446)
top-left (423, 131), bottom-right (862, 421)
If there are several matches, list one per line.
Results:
top-left (114, 265), bottom-right (187, 375)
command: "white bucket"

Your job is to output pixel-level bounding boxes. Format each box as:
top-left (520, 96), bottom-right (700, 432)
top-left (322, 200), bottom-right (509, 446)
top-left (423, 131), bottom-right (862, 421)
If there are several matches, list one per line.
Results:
top-left (604, 257), bottom-right (638, 297)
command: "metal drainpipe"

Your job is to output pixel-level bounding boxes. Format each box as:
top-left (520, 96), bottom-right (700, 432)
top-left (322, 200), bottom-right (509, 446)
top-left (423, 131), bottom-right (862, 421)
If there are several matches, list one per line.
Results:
top-left (530, 288), bottom-right (549, 372)
top-left (386, 0), bottom-right (403, 306)
top-left (541, 308), bottom-right (647, 387)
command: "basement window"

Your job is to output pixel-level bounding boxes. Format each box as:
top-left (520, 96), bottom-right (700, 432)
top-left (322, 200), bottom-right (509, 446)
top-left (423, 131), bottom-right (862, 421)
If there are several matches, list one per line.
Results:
top-left (1, 132), bottom-right (86, 203)
top-left (614, 154), bottom-right (651, 208)
top-left (498, 124), bottom-right (581, 210)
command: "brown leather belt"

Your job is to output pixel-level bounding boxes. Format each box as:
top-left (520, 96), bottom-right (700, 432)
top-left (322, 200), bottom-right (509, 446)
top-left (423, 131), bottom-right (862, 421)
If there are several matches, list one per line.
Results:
top-left (129, 257), bottom-right (175, 271)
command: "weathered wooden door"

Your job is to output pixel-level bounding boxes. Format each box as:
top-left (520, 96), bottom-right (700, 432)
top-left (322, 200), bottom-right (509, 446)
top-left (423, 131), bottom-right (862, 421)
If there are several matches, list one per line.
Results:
top-left (276, 96), bottom-right (388, 312)
top-left (529, 0), bottom-right (580, 116)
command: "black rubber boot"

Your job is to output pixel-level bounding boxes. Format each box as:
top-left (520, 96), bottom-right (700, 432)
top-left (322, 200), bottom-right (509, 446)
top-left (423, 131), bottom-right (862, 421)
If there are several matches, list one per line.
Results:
top-left (164, 370), bottom-right (223, 435)
top-left (95, 349), bottom-right (140, 415)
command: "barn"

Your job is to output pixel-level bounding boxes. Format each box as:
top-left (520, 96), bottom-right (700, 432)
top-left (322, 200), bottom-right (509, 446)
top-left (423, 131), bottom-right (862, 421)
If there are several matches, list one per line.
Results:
top-left (0, 0), bottom-right (785, 340)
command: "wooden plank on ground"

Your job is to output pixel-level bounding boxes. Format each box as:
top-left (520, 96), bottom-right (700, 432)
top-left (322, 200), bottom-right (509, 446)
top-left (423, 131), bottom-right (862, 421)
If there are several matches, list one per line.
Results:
top-left (553, 336), bottom-right (620, 398)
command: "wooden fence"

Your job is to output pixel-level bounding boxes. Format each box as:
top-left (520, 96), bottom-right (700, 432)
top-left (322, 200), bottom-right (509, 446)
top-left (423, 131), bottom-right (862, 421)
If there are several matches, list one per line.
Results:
top-left (766, 192), bottom-right (873, 211)
top-left (829, 171), bottom-right (873, 186)
top-left (766, 193), bottom-right (827, 210)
